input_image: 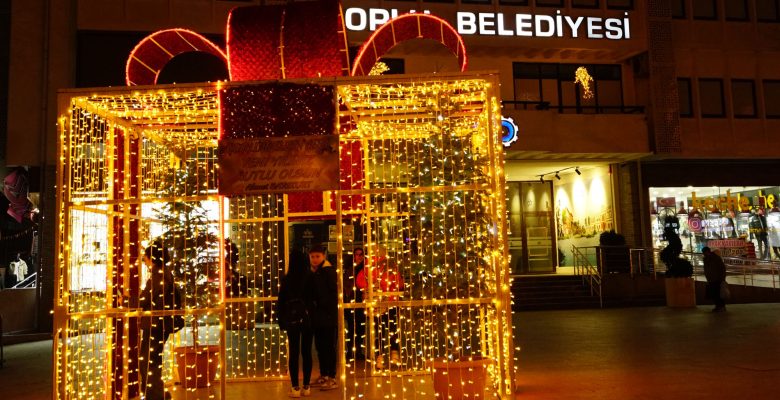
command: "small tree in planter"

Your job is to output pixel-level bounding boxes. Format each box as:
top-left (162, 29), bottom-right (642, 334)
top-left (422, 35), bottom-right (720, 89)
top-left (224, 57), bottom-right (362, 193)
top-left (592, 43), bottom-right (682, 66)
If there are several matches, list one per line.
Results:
top-left (659, 216), bottom-right (695, 307)
top-left (597, 230), bottom-right (630, 273)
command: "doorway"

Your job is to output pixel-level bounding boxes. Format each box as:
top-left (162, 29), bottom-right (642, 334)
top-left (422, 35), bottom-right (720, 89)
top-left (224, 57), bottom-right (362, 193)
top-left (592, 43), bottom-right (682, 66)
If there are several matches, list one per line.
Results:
top-left (507, 181), bottom-right (557, 274)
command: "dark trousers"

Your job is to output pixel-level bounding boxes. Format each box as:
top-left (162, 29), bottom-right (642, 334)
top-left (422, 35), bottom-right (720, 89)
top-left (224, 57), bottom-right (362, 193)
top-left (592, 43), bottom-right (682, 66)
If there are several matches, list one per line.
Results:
top-left (345, 308), bottom-right (365, 356)
top-left (313, 326), bottom-right (337, 378)
top-left (375, 307), bottom-right (399, 354)
top-left (139, 327), bottom-right (169, 400)
top-left (706, 281), bottom-right (726, 308)
top-left (286, 328), bottom-right (313, 387)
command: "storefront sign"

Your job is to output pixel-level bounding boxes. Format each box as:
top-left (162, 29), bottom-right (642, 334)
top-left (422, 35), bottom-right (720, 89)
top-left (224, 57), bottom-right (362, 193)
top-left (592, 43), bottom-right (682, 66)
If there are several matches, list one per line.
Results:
top-left (691, 190), bottom-right (751, 212)
top-left (656, 197), bottom-right (676, 208)
top-left (344, 7), bottom-right (631, 40)
top-left (218, 135), bottom-right (339, 195)
top-left (706, 239), bottom-right (748, 257)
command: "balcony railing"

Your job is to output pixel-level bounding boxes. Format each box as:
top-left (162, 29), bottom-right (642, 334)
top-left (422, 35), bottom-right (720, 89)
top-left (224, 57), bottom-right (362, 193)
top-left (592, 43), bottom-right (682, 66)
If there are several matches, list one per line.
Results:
top-left (503, 100), bottom-right (646, 114)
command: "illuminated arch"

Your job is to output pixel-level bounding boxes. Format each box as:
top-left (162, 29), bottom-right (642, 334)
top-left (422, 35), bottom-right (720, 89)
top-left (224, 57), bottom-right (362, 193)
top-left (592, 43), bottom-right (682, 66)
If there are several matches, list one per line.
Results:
top-left (126, 29), bottom-right (227, 86)
top-left (351, 13), bottom-right (467, 76)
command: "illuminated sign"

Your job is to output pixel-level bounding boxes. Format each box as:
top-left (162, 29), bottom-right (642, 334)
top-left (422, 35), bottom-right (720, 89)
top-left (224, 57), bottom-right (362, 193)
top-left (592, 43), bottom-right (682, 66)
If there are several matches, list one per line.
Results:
top-left (345, 8), bottom-right (631, 40)
top-left (501, 117), bottom-right (518, 147)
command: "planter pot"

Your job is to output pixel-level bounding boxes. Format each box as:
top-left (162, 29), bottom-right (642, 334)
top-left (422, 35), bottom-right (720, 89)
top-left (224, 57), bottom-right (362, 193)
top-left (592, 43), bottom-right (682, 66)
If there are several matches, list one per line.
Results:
top-left (596, 245), bottom-right (631, 273)
top-left (174, 345), bottom-right (220, 389)
top-left (665, 277), bottom-right (696, 308)
top-left (431, 356), bottom-right (492, 400)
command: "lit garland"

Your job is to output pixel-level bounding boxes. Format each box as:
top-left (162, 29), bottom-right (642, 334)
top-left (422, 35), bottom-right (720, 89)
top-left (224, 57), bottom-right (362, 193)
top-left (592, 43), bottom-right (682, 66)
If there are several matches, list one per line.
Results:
top-left (574, 66), bottom-right (595, 99)
top-left (55, 74), bottom-right (513, 400)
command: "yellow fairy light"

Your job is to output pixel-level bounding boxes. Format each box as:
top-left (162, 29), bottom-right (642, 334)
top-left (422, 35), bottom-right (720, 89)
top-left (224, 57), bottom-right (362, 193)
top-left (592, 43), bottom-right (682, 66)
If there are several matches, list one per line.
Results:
top-left (574, 66), bottom-right (595, 99)
top-left (368, 61), bottom-right (391, 76)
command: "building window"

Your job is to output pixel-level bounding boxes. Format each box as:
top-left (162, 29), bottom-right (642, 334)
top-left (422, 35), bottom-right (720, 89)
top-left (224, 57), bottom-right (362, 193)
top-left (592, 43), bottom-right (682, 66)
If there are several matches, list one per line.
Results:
top-left (512, 62), bottom-right (624, 113)
top-left (756, 0), bottom-right (780, 22)
top-left (698, 78), bottom-right (725, 117)
top-left (692, 0), bottom-right (718, 20)
top-left (764, 80), bottom-right (780, 118)
top-left (606, 0), bottom-right (633, 10)
top-left (731, 79), bottom-right (757, 118)
top-left (677, 78), bottom-right (693, 117)
top-left (499, 0), bottom-right (529, 4)
top-left (725, 0), bottom-right (749, 21)
top-left (671, 0), bottom-right (686, 19)
top-left (573, 0), bottom-right (599, 8)
top-left (535, 0), bottom-right (564, 7)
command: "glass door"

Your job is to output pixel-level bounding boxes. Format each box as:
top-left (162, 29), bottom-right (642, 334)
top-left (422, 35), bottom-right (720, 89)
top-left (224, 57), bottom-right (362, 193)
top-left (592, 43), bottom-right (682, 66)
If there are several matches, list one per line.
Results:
top-left (507, 181), bottom-right (557, 274)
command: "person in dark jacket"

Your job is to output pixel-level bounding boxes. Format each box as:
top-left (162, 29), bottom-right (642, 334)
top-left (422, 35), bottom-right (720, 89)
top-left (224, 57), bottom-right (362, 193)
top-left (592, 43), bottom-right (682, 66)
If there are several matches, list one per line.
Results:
top-left (702, 246), bottom-right (727, 312)
top-left (306, 244), bottom-right (338, 391)
top-left (344, 247), bottom-right (365, 361)
top-left (137, 241), bottom-right (182, 400)
top-left (277, 251), bottom-right (314, 397)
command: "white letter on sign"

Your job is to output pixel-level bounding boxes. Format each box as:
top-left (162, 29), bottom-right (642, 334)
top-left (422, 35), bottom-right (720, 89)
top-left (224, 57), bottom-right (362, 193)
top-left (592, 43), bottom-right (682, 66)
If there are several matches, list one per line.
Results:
top-left (369, 8), bottom-right (391, 31)
top-left (457, 12), bottom-right (477, 35)
top-left (345, 8), bottom-right (366, 31)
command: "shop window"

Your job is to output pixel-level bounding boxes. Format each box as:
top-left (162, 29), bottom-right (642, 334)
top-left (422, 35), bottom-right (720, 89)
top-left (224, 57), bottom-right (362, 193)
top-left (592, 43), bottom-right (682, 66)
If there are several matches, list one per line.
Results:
top-left (698, 78), bottom-right (725, 117)
top-left (677, 78), bottom-right (693, 117)
top-left (500, 0), bottom-right (529, 5)
top-left (535, 0), bottom-right (564, 7)
top-left (573, 0), bottom-right (600, 9)
top-left (756, 0), bottom-right (780, 22)
top-left (606, 0), bottom-right (633, 10)
top-left (731, 79), bottom-right (757, 118)
top-left (764, 80), bottom-right (780, 118)
top-left (692, 0), bottom-right (718, 20)
top-left (460, 0), bottom-right (491, 3)
top-left (725, 0), bottom-right (749, 21)
top-left (671, 0), bottom-right (686, 19)
top-left (512, 62), bottom-right (624, 113)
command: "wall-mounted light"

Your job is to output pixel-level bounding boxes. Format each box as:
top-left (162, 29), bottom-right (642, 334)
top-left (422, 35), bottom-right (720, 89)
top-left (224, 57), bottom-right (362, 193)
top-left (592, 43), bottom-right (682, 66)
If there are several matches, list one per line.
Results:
top-left (555, 172), bottom-right (561, 180)
top-left (575, 167), bottom-right (581, 175)
top-left (539, 176), bottom-right (544, 183)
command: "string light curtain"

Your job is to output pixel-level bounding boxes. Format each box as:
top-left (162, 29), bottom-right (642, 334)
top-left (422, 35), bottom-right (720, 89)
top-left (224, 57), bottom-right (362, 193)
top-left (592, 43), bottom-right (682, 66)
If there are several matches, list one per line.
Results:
top-left (55, 72), bottom-right (514, 400)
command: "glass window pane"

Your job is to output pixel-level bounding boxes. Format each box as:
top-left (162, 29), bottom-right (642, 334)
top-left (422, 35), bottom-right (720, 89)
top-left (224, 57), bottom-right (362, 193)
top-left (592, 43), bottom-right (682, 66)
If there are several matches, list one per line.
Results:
top-left (597, 80), bottom-right (623, 109)
top-left (693, 0), bottom-right (718, 20)
top-left (573, 0), bottom-right (599, 8)
top-left (536, 0), bottom-right (564, 7)
top-left (606, 0), bottom-right (633, 9)
top-left (516, 79), bottom-right (540, 101)
top-left (699, 79), bottom-right (724, 117)
top-left (560, 80), bottom-right (577, 113)
top-left (671, 0), bottom-right (686, 19)
top-left (500, 0), bottom-right (529, 5)
top-left (764, 81), bottom-right (780, 117)
top-left (677, 78), bottom-right (693, 117)
top-left (757, 0), bottom-right (780, 21)
top-left (732, 80), bottom-right (756, 117)
top-left (725, 0), bottom-right (749, 20)
top-left (542, 79), bottom-right (559, 105)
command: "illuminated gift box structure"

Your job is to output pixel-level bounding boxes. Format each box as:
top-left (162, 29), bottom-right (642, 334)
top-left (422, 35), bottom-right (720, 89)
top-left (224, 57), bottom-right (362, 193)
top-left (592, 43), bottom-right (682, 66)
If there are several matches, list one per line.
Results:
top-left (54, 2), bottom-right (513, 399)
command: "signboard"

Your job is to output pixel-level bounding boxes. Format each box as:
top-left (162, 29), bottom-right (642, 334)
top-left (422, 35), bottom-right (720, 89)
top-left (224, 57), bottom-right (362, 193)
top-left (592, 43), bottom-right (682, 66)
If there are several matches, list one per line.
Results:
top-left (707, 239), bottom-right (748, 257)
top-left (344, 7), bottom-right (631, 39)
top-left (218, 135), bottom-right (339, 195)
top-left (656, 197), bottom-right (676, 208)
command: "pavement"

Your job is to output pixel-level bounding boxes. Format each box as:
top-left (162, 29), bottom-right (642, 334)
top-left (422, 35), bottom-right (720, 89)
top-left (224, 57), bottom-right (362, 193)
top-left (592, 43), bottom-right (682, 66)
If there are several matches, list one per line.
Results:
top-left (2, 303), bottom-right (779, 399)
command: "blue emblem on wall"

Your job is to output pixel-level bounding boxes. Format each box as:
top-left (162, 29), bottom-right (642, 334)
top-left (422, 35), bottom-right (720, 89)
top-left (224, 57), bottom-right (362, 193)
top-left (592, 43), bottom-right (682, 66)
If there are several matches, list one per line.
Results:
top-left (501, 117), bottom-right (518, 147)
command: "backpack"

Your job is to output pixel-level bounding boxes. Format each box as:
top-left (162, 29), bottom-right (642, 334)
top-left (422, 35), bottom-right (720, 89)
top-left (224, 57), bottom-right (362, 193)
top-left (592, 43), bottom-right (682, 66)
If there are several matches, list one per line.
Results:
top-left (281, 298), bottom-right (309, 330)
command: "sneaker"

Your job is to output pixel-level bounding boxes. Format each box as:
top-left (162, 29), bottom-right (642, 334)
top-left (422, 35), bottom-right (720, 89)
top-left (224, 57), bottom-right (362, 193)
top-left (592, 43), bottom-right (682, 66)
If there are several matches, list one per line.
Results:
top-left (375, 354), bottom-right (384, 369)
top-left (301, 386), bottom-right (311, 396)
top-left (311, 376), bottom-right (328, 386)
top-left (320, 377), bottom-right (338, 391)
top-left (289, 387), bottom-right (301, 398)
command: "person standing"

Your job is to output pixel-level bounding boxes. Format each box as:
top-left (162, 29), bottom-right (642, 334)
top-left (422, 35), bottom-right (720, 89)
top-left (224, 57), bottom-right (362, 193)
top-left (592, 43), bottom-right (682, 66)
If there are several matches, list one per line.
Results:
top-left (277, 253), bottom-right (314, 398)
top-left (702, 246), bottom-right (727, 312)
top-left (137, 241), bottom-right (183, 400)
top-left (344, 247), bottom-right (365, 361)
top-left (307, 245), bottom-right (338, 391)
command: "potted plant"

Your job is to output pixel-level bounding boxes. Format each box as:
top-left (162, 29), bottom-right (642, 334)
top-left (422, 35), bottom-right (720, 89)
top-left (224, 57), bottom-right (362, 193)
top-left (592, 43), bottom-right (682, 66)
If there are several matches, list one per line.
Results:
top-left (659, 216), bottom-right (695, 307)
top-left (597, 230), bottom-right (630, 273)
top-left (153, 155), bottom-right (221, 389)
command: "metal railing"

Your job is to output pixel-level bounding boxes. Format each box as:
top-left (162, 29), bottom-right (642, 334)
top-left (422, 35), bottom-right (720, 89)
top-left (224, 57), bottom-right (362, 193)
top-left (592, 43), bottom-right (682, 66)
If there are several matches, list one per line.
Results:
top-left (571, 245), bottom-right (602, 308)
top-left (502, 100), bottom-right (646, 114)
top-left (1, 314), bottom-right (4, 368)
top-left (11, 272), bottom-right (37, 289)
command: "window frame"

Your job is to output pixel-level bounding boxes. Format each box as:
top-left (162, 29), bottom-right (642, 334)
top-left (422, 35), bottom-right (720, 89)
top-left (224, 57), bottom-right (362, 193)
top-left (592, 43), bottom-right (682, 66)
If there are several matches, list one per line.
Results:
top-left (698, 78), bottom-right (726, 118)
top-left (671, 0), bottom-right (687, 19)
top-left (534, 0), bottom-right (565, 7)
top-left (724, 0), bottom-right (750, 21)
top-left (572, 0), bottom-right (601, 9)
top-left (756, 0), bottom-right (780, 22)
top-left (677, 78), bottom-right (693, 118)
top-left (731, 79), bottom-right (757, 118)
top-left (763, 79), bottom-right (780, 118)
top-left (605, 0), bottom-right (634, 10)
top-left (692, 0), bottom-right (719, 21)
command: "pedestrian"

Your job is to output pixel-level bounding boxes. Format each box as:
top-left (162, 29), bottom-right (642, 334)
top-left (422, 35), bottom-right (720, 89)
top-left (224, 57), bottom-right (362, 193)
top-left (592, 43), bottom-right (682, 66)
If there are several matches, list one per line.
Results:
top-left (137, 241), bottom-right (183, 400)
top-left (306, 244), bottom-right (338, 391)
top-left (277, 251), bottom-right (314, 398)
top-left (702, 246), bottom-right (727, 312)
top-left (344, 247), bottom-right (366, 361)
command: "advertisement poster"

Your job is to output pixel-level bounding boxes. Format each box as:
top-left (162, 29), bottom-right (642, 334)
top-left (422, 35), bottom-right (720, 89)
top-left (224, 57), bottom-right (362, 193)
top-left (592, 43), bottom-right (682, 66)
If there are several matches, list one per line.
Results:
top-left (218, 135), bottom-right (339, 195)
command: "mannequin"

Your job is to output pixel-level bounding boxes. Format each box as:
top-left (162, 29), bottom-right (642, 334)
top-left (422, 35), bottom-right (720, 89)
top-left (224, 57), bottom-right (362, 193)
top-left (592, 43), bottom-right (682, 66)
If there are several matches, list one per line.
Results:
top-left (749, 209), bottom-right (770, 259)
top-left (10, 253), bottom-right (28, 282)
top-left (766, 208), bottom-right (780, 260)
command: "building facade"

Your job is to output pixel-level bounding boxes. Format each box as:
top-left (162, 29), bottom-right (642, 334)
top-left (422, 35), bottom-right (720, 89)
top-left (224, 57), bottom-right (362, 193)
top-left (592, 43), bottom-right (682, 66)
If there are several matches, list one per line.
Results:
top-left (4, 0), bottom-right (780, 332)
